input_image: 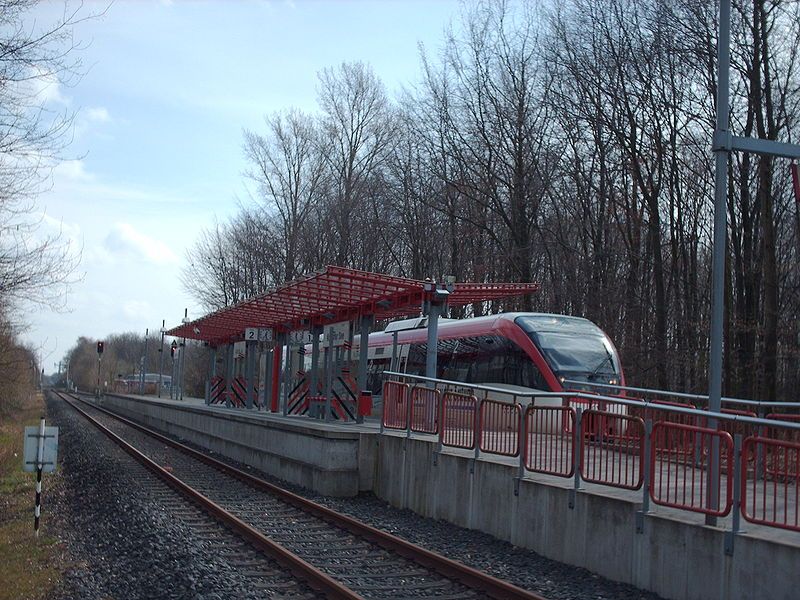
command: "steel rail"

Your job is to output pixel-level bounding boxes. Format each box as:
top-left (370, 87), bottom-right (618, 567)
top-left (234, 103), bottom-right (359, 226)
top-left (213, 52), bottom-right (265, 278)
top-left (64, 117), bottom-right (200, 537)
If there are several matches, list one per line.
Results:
top-left (67, 392), bottom-right (545, 600)
top-left (57, 392), bottom-right (360, 600)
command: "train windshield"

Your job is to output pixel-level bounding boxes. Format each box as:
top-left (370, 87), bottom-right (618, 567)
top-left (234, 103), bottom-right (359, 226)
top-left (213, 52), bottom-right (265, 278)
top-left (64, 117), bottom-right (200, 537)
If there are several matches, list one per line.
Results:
top-left (515, 315), bottom-right (621, 385)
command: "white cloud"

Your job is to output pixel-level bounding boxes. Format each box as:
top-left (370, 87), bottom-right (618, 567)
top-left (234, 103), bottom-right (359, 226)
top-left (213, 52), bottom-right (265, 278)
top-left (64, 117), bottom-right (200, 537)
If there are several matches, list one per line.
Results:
top-left (85, 107), bottom-right (111, 123)
top-left (29, 67), bottom-right (70, 106)
top-left (54, 159), bottom-right (94, 182)
top-left (103, 222), bottom-right (179, 265)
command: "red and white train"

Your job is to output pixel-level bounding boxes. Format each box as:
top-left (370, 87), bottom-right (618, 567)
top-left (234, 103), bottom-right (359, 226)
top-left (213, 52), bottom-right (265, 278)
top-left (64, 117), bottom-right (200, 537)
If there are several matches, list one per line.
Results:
top-left (356, 312), bottom-right (624, 400)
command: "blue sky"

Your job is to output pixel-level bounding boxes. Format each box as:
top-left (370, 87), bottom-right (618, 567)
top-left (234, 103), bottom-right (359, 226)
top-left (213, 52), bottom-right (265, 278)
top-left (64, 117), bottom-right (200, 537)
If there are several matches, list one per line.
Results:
top-left (21, 0), bottom-right (463, 372)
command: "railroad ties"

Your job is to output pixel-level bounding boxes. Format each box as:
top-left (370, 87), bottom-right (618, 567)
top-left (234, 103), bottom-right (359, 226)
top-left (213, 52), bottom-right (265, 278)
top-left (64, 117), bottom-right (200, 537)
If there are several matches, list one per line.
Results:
top-left (57, 391), bottom-right (544, 600)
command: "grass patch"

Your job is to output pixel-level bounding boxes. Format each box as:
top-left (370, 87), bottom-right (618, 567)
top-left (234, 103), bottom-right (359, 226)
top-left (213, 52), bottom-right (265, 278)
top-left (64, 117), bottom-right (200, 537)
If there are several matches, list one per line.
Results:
top-left (0, 391), bottom-right (64, 600)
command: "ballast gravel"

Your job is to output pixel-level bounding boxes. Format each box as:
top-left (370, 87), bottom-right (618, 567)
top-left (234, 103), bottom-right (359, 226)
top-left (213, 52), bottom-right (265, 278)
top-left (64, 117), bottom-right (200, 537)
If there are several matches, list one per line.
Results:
top-left (45, 394), bottom-right (297, 600)
top-left (48, 392), bottom-right (664, 600)
top-left (161, 426), bottom-right (666, 600)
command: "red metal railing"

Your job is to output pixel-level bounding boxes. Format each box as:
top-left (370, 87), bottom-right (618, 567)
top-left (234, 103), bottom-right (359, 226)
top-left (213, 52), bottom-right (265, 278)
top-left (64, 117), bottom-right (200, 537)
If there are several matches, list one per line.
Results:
top-left (439, 392), bottom-right (477, 449)
top-left (580, 410), bottom-right (644, 490)
top-left (741, 436), bottom-right (800, 532)
top-left (382, 377), bottom-right (800, 534)
top-left (563, 396), bottom-right (600, 434)
top-left (382, 381), bottom-right (409, 429)
top-left (524, 406), bottom-right (575, 478)
top-left (716, 408), bottom-right (758, 439)
top-left (766, 414), bottom-right (800, 443)
top-left (479, 400), bottom-right (520, 456)
top-left (410, 386), bottom-right (439, 434)
top-left (649, 422), bottom-right (733, 516)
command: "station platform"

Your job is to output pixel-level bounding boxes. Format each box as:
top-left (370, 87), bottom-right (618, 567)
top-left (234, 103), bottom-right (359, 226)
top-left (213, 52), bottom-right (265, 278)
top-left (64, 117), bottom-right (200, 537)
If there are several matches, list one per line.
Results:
top-left (87, 391), bottom-right (799, 600)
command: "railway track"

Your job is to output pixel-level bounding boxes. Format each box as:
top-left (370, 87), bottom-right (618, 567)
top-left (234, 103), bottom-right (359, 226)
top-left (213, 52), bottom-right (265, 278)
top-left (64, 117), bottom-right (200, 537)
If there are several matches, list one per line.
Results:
top-left (57, 391), bottom-right (546, 600)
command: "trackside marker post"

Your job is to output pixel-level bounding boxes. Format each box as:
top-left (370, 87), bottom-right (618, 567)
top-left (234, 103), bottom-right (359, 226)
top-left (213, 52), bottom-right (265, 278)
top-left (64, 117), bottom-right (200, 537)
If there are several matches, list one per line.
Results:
top-left (23, 416), bottom-right (58, 536)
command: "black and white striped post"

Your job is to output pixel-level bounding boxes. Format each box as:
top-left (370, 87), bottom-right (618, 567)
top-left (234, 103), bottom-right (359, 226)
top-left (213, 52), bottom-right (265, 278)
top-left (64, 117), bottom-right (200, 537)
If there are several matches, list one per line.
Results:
top-left (34, 416), bottom-right (45, 536)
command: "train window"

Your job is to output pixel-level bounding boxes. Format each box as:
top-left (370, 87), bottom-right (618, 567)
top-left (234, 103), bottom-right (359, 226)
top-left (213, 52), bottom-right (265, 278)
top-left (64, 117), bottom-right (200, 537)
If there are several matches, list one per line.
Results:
top-left (405, 343), bottom-right (453, 378)
top-left (404, 336), bottom-right (547, 390)
top-left (443, 335), bottom-right (548, 390)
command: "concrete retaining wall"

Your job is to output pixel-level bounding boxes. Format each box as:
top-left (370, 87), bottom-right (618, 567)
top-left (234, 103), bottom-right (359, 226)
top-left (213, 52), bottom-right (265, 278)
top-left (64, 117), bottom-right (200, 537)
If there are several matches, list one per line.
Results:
top-left (100, 394), bottom-right (377, 497)
top-left (374, 433), bottom-right (799, 600)
top-left (96, 395), bottom-right (798, 600)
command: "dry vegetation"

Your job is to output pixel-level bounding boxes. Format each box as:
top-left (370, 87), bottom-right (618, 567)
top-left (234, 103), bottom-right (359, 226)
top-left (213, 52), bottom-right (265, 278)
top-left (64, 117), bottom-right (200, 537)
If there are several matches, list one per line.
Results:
top-left (0, 391), bottom-right (64, 600)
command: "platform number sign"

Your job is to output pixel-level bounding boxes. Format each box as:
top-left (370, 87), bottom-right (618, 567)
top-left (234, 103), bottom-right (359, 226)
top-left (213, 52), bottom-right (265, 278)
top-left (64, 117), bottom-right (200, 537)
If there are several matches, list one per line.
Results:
top-left (288, 330), bottom-right (313, 345)
top-left (245, 328), bottom-right (273, 342)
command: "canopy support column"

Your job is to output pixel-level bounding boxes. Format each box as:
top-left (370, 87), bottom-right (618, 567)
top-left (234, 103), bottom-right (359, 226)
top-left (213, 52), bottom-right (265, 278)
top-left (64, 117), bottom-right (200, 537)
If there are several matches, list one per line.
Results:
top-left (324, 345), bottom-right (333, 422)
top-left (282, 343), bottom-right (293, 416)
top-left (225, 343), bottom-right (234, 408)
top-left (262, 346), bottom-right (273, 411)
top-left (356, 314), bottom-right (372, 424)
top-left (271, 332), bottom-right (283, 413)
top-left (390, 331), bottom-right (399, 372)
top-left (205, 345), bottom-right (216, 405)
top-left (245, 340), bottom-right (256, 409)
top-left (310, 326), bottom-right (322, 418)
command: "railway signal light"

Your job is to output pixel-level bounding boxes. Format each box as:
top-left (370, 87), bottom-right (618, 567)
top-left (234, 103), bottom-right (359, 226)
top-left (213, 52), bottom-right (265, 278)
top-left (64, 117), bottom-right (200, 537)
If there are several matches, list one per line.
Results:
top-left (170, 340), bottom-right (178, 358)
top-left (97, 341), bottom-right (104, 355)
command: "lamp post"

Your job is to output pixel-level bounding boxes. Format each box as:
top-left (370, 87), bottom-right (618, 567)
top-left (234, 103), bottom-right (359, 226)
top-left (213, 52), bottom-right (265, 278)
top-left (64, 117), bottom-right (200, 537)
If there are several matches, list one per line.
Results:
top-left (158, 320), bottom-right (166, 398)
top-left (170, 340), bottom-right (178, 399)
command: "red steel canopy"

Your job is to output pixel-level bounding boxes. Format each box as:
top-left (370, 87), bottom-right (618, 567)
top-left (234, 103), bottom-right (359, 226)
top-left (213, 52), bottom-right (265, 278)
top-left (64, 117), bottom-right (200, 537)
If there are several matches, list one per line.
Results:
top-left (167, 265), bottom-right (540, 344)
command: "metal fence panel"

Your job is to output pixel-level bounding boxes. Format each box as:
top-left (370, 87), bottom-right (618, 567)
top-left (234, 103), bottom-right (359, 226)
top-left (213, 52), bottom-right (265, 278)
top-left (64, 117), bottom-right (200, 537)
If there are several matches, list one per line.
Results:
top-left (382, 381), bottom-right (409, 429)
top-left (741, 436), bottom-right (800, 532)
top-left (410, 386), bottom-right (439, 433)
top-left (524, 406), bottom-right (575, 478)
top-left (440, 392), bottom-right (477, 449)
top-left (580, 410), bottom-right (644, 490)
top-left (479, 400), bottom-right (520, 456)
top-left (650, 422), bottom-right (733, 517)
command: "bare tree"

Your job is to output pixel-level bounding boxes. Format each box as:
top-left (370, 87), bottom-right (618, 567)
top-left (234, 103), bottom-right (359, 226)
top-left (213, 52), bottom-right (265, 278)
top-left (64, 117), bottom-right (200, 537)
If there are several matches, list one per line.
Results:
top-left (244, 109), bottom-right (327, 282)
top-left (0, 1), bottom-right (94, 311)
top-left (316, 61), bottom-right (396, 269)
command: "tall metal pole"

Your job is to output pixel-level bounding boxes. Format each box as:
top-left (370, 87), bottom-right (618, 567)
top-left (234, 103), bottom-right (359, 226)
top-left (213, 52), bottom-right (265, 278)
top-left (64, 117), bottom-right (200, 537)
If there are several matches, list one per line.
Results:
top-left (158, 320), bottom-right (166, 398)
top-left (140, 328), bottom-right (149, 394)
top-left (706, 0), bottom-right (732, 526)
top-left (170, 350), bottom-right (176, 400)
top-left (179, 308), bottom-right (188, 401)
top-left (425, 303), bottom-right (441, 381)
top-left (96, 353), bottom-right (101, 398)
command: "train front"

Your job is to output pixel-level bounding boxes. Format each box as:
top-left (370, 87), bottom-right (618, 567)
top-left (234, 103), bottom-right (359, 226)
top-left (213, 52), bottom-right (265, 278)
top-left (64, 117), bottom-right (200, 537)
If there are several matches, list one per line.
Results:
top-left (514, 314), bottom-right (624, 394)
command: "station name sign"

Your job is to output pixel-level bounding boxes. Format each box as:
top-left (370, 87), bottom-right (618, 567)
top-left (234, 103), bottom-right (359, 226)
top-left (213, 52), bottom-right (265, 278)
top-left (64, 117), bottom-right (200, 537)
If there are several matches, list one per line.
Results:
top-left (324, 321), bottom-right (350, 348)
